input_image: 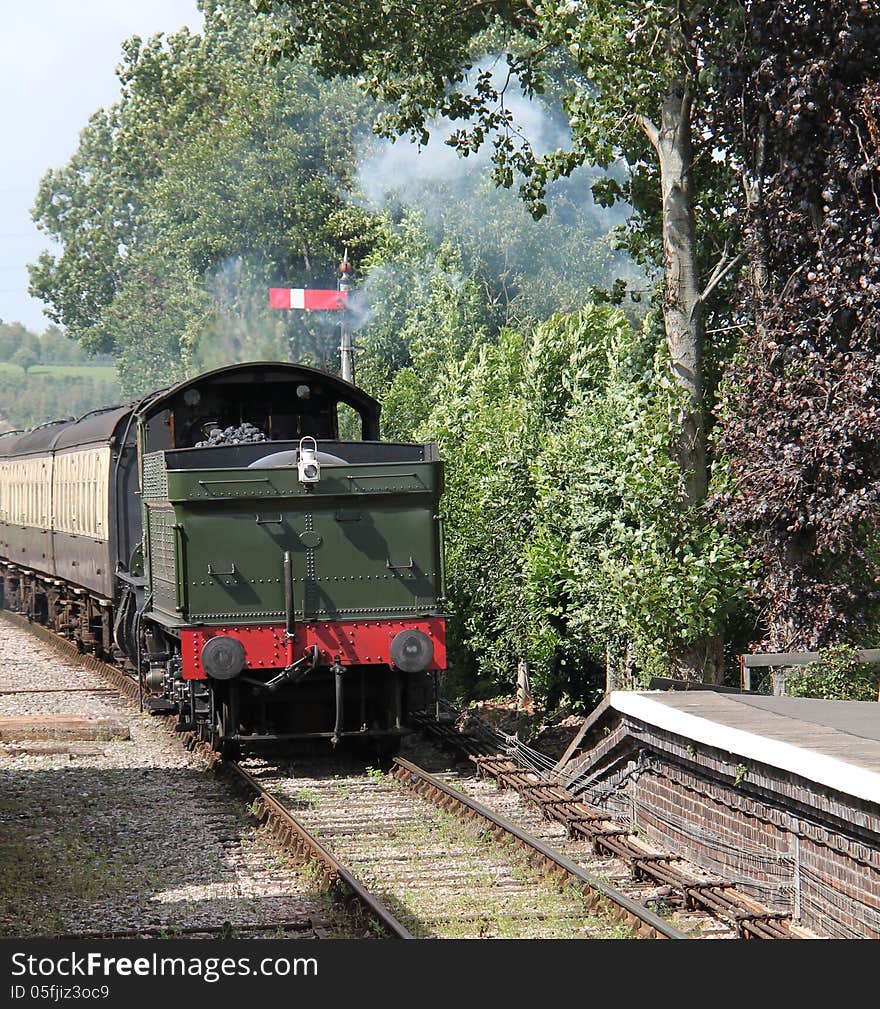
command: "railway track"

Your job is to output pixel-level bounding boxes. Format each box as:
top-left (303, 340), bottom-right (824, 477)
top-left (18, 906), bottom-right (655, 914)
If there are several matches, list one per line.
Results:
top-left (388, 757), bottom-right (685, 937)
top-left (222, 748), bottom-right (691, 939)
top-left (226, 759), bottom-right (412, 938)
top-left (238, 750), bottom-right (673, 938)
top-left (415, 713), bottom-right (795, 939)
top-left (1, 608), bottom-right (794, 939)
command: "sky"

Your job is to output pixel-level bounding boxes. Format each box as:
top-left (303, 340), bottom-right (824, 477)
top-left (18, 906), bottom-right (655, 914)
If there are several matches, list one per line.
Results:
top-left (0, 1), bottom-right (204, 333)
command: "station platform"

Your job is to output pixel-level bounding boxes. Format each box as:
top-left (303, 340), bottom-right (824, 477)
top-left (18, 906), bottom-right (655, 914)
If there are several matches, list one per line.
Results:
top-left (610, 691), bottom-right (880, 804)
top-left (556, 689), bottom-right (880, 937)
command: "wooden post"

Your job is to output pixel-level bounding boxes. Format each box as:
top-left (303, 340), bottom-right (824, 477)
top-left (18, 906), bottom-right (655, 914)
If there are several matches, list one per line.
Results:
top-left (516, 658), bottom-right (533, 712)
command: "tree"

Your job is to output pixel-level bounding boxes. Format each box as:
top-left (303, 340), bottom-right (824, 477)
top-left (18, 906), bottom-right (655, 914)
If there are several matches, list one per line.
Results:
top-left (38, 324), bottom-right (94, 365)
top-left (29, 1), bottom-right (384, 392)
top-left (11, 346), bottom-right (39, 373)
top-left (713, 0), bottom-right (880, 651)
top-left (0, 322), bottom-right (38, 363)
top-left (385, 303), bottom-right (748, 699)
top-left (254, 0), bottom-right (742, 678)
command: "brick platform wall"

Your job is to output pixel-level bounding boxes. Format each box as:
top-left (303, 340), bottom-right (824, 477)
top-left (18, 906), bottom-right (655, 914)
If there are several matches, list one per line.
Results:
top-left (571, 713), bottom-right (880, 938)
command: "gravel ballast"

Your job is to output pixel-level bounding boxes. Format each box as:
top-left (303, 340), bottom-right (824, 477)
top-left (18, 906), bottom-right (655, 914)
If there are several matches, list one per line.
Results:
top-left (0, 615), bottom-right (336, 938)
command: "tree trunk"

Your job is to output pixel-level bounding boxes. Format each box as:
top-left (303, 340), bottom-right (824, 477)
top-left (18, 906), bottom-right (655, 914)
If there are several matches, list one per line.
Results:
top-left (645, 88), bottom-right (707, 508)
top-left (642, 88), bottom-right (715, 681)
top-left (742, 117), bottom-right (772, 308)
top-left (671, 635), bottom-right (724, 684)
top-left (516, 657), bottom-right (533, 712)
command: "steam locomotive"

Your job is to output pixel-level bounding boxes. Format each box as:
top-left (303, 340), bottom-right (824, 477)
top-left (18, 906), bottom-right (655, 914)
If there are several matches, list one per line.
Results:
top-left (0, 362), bottom-right (446, 755)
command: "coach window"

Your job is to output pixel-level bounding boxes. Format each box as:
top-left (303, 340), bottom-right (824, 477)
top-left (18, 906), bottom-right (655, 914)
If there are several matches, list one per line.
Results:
top-left (13, 466), bottom-right (21, 524)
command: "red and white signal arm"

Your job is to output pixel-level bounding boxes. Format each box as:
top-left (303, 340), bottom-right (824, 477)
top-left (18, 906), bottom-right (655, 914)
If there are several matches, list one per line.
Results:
top-left (269, 288), bottom-right (348, 310)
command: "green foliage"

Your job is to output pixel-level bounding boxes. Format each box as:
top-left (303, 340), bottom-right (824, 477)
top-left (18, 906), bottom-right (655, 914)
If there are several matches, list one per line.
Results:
top-left (0, 322), bottom-right (38, 364)
top-left (357, 219), bottom-right (499, 415)
top-left (526, 309), bottom-right (750, 686)
top-left (0, 322), bottom-right (110, 368)
top-left (29, 1), bottom-right (384, 394)
top-left (385, 305), bottom-right (750, 697)
top-left (426, 327), bottom-right (534, 692)
top-left (786, 645), bottom-right (880, 703)
top-left (352, 180), bottom-right (638, 409)
top-left (108, 248), bottom-right (208, 394)
top-left (28, 0), bottom-right (643, 398)
top-left (11, 346), bottom-right (39, 373)
top-left (256, 0), bottom-right (679, 198)
top-left (0, 321), bottom-right (119, 429)
top-left (255, 0), bottom-right (739, 322)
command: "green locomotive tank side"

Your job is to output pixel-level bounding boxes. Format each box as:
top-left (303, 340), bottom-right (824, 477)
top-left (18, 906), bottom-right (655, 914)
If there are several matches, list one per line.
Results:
top-left (143, 452), bottom-right (446, 627)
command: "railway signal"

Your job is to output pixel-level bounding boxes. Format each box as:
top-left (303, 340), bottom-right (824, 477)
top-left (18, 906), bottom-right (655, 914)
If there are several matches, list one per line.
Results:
top-left (268, 287), bottom-right (348, 310)
top-left (269, 249), bottom-right (355, 382)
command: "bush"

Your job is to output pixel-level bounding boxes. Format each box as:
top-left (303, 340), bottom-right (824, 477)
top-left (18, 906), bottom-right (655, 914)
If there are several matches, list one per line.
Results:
top-left (385, 304), bottom-right (751, 702)
top-left (786, 644), bottom-right (880, 702)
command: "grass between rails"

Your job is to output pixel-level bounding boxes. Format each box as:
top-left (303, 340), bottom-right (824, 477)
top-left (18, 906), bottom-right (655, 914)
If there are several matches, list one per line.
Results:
top-left (290, 769), bottom-right (637, 939)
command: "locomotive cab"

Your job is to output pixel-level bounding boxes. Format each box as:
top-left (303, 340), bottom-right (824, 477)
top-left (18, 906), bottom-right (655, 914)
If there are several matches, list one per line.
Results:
top-left (137, 361), bottom-right (380, 453)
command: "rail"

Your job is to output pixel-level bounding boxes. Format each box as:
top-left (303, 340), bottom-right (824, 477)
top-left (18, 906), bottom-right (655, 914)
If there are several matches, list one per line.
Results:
top-left (227, 761), bottom-right (413, 939)
top-left (390, 757), bottom-right (687, 939)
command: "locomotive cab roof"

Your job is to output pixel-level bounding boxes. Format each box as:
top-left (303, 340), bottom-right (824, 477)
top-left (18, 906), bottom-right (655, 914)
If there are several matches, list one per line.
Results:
top-left (134, 361), bottom-right (381, 454)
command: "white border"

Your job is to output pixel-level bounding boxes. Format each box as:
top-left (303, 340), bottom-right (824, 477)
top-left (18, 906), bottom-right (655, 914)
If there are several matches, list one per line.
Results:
top-left (610, 691), bottom-right (880, 805)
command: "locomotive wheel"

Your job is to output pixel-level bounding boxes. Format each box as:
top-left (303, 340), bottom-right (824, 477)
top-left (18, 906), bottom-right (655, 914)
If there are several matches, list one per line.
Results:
top-left (213, 698), bottom-right (240, 761)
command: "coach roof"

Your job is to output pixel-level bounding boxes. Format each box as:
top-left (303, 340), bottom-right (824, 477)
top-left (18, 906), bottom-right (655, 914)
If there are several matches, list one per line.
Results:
top-left (0, 405), bottom-right (133, 458)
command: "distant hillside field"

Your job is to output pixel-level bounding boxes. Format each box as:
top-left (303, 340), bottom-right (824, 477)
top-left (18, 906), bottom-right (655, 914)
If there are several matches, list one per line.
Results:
top-left (0, 363), bottom-right (118, 381)
top-left (0, 367), bottom-right (123, 431)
